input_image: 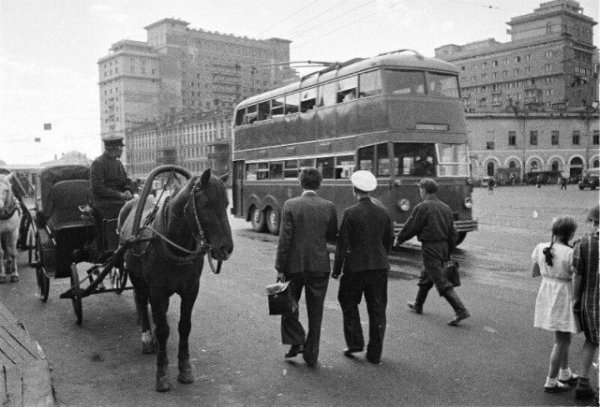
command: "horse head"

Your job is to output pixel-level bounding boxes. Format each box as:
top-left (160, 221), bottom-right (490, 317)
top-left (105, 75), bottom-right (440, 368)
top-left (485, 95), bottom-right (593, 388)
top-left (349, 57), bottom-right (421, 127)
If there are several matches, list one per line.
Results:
top-left (186, 169), bottom-right (233, 262)
top-left (0, 175), bottom-right (13, 210)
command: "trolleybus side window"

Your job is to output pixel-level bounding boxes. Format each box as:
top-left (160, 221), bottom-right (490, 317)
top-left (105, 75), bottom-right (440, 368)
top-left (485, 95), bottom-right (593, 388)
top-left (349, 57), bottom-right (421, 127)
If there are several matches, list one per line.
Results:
top-left (393, 143), bottom-right (436, 176)
top-left (316, 157), bottom-right (335, 179)
top-left (235, 108), bottom-right (246, 126)
top-left (286, 92), bottom-right (300, 115)
top-left (257, 163), bottom-right (269, 180)
top-left (386, 70), bottom-right (425, 95)
top-left (317, 82), bottom-right (336, 107)
top-left (270, 161), bottom-right (283, 179)
top-left (377, 143), bottom-right (391, 176)
top-left (272, 96), bottom-right (285, 117)
top-left (299, 158), bottom-right (315, 169)
top-left (258, 101), bottom-right (270, 121)
top-left (284, 160), bottom-right (299, 179)
top-left (359, 70), bottom-right (383, 98)
top-left (436, 143), bottom-right (469, 176)
top-left (358, 145), bottom-right (375, 172)
top-left (426, 72), bottom-right (460, 98)
top-left (336, 155), bottom-right (355, 179)
top-left (246, 163), bottom-right (258, 180)
top-left (300, 88), bottom-right (317, 112)
top-left (246, 105), bottom-right (258, 123)
top-left (337, 76), bottom-right (357, 103)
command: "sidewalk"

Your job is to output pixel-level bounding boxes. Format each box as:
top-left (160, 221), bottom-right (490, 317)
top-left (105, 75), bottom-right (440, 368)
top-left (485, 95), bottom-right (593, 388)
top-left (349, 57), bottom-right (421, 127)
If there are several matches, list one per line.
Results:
top-left (0, 300), bottom-right (54, 406)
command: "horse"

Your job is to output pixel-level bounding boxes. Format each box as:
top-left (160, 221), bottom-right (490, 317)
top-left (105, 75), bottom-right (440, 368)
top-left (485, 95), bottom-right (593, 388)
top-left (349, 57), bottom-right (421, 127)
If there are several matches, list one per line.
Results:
top-left (0, 175), bottom-right (22, 284)
top-left (118, 168), bottom-right (233, 392)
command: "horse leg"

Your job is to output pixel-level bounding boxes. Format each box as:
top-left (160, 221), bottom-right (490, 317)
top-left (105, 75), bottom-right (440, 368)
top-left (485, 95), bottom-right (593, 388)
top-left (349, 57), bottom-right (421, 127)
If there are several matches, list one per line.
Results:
top-left (177, 282), bottom-right (200, 385)
top-left (0, 234), bottom-right (6, 284)
top-left (150, 293), bottom-right (171, 392)
top-left (8, 224), bottom-right (19, 282)
top-left (134, 284), bottom-right (155, 354)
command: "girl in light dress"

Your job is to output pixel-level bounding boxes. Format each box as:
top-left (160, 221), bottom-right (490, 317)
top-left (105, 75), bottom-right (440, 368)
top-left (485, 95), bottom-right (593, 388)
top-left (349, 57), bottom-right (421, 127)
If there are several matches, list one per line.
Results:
top-left (531, 216), bottom-right (579, 393)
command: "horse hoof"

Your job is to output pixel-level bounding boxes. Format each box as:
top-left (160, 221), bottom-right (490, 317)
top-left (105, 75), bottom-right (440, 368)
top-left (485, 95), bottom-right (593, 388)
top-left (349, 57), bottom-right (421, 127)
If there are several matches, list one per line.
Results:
top-left (142, 341), bottom-right (156, 354)
top-left (177, 369), bottom-right (194, 384)
top-left (0, 276), bottom-right (7, 284)
top-left (9, 275), bottom-right (19, 283)
top-left (155, 376), bottom-right (171, 392)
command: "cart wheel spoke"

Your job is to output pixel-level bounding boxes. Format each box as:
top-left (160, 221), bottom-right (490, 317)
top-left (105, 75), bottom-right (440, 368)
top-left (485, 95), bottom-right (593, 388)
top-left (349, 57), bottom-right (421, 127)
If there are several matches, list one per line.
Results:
top-left (69, 264), bottom-right (83, 325)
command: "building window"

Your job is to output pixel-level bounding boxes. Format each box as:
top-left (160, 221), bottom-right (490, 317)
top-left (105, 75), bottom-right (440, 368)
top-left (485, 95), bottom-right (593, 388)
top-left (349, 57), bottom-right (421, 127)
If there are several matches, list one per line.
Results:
top-left (486, 142), bottom-right (495, 150)
top-left (492, 60), bottom-right (498, 67)
top-left (544, 64), bottom-right (552, 71)
top-left (514, 56), bottom-right (521, 63)
top-left (545, 51), bottom-right (553, 58)
top-left (530, 131), bottom-right (538, 145)
top-left (551, 131), bottom-right (559, 145)
top-left (508, 131), bottom-right (516, 146)
top-left (593, 130), bottom-right (599, 145)
top-left (572, 130), bottom-right (580, 145)
top-left (514, 68), bottom-right (519, 75)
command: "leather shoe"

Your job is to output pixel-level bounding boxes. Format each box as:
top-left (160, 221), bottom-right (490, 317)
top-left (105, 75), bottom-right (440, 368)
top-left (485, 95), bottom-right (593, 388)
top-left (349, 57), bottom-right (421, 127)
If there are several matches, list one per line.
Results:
top-left (407, 302), bottom-right (422, 314)
top-left (343, 347), bottom-right (363, 356)
top-left (447, 310), bottom-right (470, 326)
top-left (544, 381), bottom-right (571, 393)
top-left (284, 344), bottom-right (304, 358)
top-left (366, 356), bottom-right (381, 365)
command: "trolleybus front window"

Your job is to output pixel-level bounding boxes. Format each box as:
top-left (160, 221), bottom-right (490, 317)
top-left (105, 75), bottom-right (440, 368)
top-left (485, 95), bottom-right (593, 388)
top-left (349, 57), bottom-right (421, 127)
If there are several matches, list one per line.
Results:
top-left (426, 72), bottom-right (460, 98)
top-left (436, 143), bottom-right (469, 176)
top-left (393, 143), bottom-right (436, 176)
top-left (386, 70), bottom-right (425, 95)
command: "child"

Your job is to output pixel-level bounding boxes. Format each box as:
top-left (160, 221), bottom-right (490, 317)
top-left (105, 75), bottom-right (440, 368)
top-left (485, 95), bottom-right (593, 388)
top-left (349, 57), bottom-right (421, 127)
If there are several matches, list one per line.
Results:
top-left (532, 216), bottom-right (579, 392)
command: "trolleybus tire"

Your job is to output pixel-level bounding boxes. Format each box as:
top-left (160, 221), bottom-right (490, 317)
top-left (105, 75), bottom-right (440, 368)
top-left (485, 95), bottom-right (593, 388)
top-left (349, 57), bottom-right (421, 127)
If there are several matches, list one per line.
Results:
top-left (266, 207), bottom-right (280, 236)
top-left (250, 206), bottom-right (266, 233)
top-left (69, 264), bottom-right (83, 325)
top-left (456, 232), bottom-right (467, 246)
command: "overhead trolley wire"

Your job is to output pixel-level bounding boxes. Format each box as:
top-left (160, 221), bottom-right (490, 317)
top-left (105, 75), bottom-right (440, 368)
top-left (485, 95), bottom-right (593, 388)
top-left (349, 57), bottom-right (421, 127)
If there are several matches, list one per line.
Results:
top-left (256, 0), bottom-right (322, 36)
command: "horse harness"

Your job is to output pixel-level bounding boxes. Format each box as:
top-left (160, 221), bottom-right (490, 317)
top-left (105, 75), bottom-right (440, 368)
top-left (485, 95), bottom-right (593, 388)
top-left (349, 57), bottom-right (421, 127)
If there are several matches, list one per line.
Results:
top-left (0, 196), bottom-right (21, 221)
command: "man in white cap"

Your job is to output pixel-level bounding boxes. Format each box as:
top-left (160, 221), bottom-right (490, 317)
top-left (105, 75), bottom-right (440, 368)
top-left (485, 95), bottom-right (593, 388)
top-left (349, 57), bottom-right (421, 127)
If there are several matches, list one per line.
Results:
top-left (332, 170), bottom-right (394, 364)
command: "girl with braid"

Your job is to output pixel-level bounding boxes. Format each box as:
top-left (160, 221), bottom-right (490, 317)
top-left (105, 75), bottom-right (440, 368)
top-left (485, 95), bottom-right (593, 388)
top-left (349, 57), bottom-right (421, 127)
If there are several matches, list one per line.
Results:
top-left (531, 216), bottom-right (579, 393)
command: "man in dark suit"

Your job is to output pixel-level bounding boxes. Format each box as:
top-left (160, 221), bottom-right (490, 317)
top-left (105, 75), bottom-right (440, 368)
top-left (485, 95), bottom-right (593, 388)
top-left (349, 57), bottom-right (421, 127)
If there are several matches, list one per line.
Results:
top-left (275, 167), bottom-right (338, 367)
top-left (394, 178), bottom-right (470, 326)
top-left (332, 170), bottom-right (394, 364)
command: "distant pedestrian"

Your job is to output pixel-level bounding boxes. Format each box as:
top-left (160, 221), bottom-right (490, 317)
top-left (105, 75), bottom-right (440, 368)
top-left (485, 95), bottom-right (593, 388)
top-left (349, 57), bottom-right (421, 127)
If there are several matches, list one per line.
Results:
top-left (559, 175), bottom-right (567, 190)
top-left (487, 177), bottom-right (496, 194)
top-left (536, 174), bottom-right (543, 188)
top-left (275, 167), bottom-right (338, 367)
top-left (394, 178), bottom-right (470, 326)
top-left (332, 171), bottom-right (394, 365)
top-left (571, 205), bottom-right (599, 401)
top-left (531, 216), bottom-right (579, 393)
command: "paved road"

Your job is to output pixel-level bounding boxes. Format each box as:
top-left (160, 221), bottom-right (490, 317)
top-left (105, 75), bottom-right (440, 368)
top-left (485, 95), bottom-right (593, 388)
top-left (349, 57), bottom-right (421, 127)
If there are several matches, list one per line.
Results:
top-left (0, 185), bottom-right (597, 406)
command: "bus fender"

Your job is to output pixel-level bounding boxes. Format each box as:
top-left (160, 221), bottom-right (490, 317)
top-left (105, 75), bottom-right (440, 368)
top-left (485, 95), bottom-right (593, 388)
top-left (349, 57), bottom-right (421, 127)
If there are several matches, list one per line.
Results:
top-left (260, 195), bottom-right (281, 215)
top-left (245, 194), bottom-right (262, 221)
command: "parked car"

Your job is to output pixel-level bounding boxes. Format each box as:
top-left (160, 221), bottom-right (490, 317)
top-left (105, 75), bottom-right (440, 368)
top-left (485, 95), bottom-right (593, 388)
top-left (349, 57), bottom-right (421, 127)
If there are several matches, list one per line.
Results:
top-left (524, 170), bottom-right (562, 185)
top-left (578, 168), bottom-right (599, 190)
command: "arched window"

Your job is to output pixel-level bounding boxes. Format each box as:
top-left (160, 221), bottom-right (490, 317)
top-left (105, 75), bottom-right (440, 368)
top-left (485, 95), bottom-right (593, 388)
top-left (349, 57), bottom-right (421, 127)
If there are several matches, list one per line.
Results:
top-left (570, 157), bottom-right (584, 167)
top-left (593, 159), bottom-right (599, 168)
top-left (487, 161), bottom-right (495, 176)
top-left (546, 23), bottom-right (552, 34)
top-left (508, 160), bottom-right (519, 169)
top-left (551, 161), bottom-right (559, 171)
top-left (530, 160), bottom-right (540, 171)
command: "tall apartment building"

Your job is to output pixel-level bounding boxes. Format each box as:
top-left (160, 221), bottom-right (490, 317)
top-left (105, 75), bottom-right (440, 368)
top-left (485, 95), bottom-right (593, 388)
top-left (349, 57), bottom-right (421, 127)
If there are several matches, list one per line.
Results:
top-left (98, 18), bottom-right (296, 150)
top-left (435, 0), bottom-right (597, 113)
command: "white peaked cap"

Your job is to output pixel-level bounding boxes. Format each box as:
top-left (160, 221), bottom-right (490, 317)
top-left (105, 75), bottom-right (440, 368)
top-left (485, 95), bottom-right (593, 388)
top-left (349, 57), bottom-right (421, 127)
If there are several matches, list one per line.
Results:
top-left (350, 170), bottom-right (377, 192)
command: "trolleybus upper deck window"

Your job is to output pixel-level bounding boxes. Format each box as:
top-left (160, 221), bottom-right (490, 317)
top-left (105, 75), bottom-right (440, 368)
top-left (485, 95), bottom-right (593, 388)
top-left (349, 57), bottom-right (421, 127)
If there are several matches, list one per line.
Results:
top-left (358, 70), bottom-right (383, 98)
top-left (426, 72), bottom-right (460, 98)
top-left (286, 92), bottom-right (300, 115)
top-left (317, 82), bottom-right (336, 107)
top-left (385, 70), bottom-right (425, 95)
top-left (235, 108), bottom-right (246, 126)
top-left (271, 96), bottom-right (285, 117)
top-left (301, 89), bottom-right (317, 112)
top-left (337, 76), bottom-right (357, 103)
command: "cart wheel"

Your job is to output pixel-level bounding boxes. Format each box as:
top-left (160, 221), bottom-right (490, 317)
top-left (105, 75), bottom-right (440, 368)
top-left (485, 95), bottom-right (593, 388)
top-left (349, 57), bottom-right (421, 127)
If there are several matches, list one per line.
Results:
top-left (110, 267), bottom-right (128, 294)
top-left (69, 264), bottom-right (83, 325)
top-left (27, 223), bottom-right (35, 264)
top-left (34, 237), bottom-right (50, 303)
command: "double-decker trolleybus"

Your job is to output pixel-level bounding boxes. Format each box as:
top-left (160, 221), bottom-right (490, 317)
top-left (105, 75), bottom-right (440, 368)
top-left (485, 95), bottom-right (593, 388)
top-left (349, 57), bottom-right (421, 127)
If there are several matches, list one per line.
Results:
top-left (231, 49), bottom-right (477, 245)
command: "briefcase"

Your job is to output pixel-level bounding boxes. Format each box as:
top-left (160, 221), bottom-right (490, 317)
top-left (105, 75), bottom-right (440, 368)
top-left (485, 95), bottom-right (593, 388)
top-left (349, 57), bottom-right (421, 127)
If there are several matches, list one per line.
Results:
top-left (266, 281), bottom-right (297, 315)
top-left (443, 260), bottom-right (461, 287)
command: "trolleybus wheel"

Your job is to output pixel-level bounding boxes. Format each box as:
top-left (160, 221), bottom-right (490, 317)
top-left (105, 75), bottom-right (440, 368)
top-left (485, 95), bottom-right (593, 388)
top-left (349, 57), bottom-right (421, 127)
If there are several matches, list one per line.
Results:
top-left (456, 232), bottom-right (467, 246)
top-left (110, 267), bottom-right (128, 294)
top-left (69, 264), bottom-right (83, 325)
top-left (34, 238), bottom-right (50, 303)
top-left (250, 206), bottom-right (266, 233)
top-left (266, 207), bottom-right (280, 236)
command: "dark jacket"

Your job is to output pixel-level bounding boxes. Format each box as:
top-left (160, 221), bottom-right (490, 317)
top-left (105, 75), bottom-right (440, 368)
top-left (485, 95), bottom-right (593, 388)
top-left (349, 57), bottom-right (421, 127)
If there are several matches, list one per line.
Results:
top-left (275, 191), bottom-right (338, 275)
top-left (90, 152), bottom-right (133, 205)
top-left (396, 196), bottom-right (458, 253)
top-left (333, 197), bottom-right (393, 275)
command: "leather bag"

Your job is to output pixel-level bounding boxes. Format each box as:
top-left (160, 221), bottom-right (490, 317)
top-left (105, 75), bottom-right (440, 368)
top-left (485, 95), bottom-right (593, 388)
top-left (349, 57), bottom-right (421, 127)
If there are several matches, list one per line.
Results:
top-left (443, 259), bottom-right (461, 287)
top-left (266, 281), bottom-right (298, 315)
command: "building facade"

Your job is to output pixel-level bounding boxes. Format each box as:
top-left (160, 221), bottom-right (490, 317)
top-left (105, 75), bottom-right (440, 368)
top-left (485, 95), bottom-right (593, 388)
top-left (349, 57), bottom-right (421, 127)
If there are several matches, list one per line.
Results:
top-left (436, 0), bottom-right (597, 113)
top-left (467, 110), bottom-right (599, 181)
top-left (98, 18), bottom-right (296, 163)
top-left (125, 112), bottom-right (232, 180)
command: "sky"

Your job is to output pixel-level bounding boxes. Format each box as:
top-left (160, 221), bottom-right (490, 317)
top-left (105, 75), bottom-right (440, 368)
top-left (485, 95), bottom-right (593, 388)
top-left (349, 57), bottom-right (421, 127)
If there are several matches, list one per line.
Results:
top-left (0, 0), bottom-right (598, 165)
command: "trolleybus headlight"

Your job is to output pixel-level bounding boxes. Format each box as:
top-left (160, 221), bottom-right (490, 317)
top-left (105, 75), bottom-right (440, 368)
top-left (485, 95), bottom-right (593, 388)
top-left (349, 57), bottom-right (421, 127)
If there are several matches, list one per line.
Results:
top-left (397, 199), bottom-right (411, 212)
top-left (463, 197), bottom-right (473, 209)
